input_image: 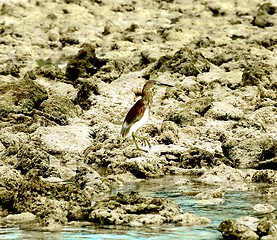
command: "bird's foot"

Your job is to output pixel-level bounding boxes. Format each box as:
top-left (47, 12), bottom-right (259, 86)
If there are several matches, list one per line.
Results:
top-left (141, 138), bottom-right (151, 149)
top-left (137, 136), bottom-right (151, 150)
top-left (132, 133), bottom-right (151, 152)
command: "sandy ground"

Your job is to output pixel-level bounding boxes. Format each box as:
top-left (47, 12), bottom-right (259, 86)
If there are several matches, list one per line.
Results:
top-left (0, 0), bottom-right (277, 238)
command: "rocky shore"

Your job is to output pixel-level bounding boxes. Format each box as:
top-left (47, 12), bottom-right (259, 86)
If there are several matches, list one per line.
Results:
top-left (0, 0), bottom-right (277, 238)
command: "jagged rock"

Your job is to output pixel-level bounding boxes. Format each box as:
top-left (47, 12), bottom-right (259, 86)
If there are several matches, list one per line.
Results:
top-left (253, 157), bottom-right (277, 170)
top-left (221, 136), bottom-right (277, 169)
top-left (0, 167), bottom-right (22, 215)
top-left (14, 143), bottom-right (58, 177)
top-left (218, 214), bottom-right (277, 240)
top-left (65, 44), bottom-right (106, 82)
top-left (0, 75), bottom-right (48, 118)
top-left (252, 3), bottom-right (276, 28)
top-left (180, 147), bottom-right (218, 168)
top-left (108, 156), bottom-right (167, 179)
top-left (39, 95), bottom-right (78, 124)
top-left (35, 64), bottom-right (66, 81)
top-left (3, 212), bottom-right (36, 224)
top-left (6, 170), bottom-right (96, 226)
top-left (147, 47), bottom-right (210, 78)
top-left (195, 188), bottom-right (225, 199)
top-left (65, 44), bottom-right (131, 84)
top-left (253, 204), bottom-right (275, 214)
top-left (251, 170), bottom-right (277, 184)
top-left (199, 164), bottom-right (251, 187)
top-left (206, 102), bottom-right (244, 121)
top-left (89, 191), bottom-right (210, 226)
top-left (257, 214), bottom-right (277, 239)
top-left (218, 219), bottom-right (259, 240)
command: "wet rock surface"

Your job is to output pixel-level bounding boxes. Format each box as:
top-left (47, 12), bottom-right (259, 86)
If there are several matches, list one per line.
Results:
top-left (218, 214), bottom-right (277, 240)
top-left (90, 191), bottom-right (210, 226)
top-left (0, 0), bottom-right (277, 237)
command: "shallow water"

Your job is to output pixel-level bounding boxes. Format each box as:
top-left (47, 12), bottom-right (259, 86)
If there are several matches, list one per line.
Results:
top-left (1, 176), bottom-right (276, 240)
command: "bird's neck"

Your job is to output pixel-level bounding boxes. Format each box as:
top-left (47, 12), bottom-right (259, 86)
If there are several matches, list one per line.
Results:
top-left (141, 91), bottom-right (153, 108)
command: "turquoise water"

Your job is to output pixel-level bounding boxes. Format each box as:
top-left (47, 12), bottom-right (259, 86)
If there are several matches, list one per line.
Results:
top-left (1, 176), bottom-right (276, 240)
top-left (0, 224), bottom-right (221, 240)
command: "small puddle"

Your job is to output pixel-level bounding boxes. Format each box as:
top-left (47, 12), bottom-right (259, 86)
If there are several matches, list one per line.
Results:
top-left (1, 176), bottom-right (276, 240)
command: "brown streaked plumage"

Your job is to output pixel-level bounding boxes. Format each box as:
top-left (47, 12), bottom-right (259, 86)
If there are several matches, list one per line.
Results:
top-left (121, 80), bottom-right (173, 151)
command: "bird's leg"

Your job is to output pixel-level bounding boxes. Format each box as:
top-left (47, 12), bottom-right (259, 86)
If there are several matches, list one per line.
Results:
top-left (132, 132), bottom-right (149, 152)
top-left (132, 132), bottom-right (140, 150)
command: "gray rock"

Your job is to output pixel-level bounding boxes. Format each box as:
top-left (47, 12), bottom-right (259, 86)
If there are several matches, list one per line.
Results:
top-left (218, 219), bottom-right (259, 240)
top-left (90, 191), bottom-right (210, 226)
top-left (257, 214), bottom-right (277, 239)
top-left (39, 95), bottom-right (78, 124)
top-left (221, 136), bottom-right (277, 169)
top-left (3, 212), bottom-right (36, 223)
top-left (0, 75), bottom-right (48, 118)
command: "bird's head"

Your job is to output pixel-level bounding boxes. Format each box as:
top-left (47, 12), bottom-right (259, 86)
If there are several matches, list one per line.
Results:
top-left (143, 80), bottom-right (173, 92)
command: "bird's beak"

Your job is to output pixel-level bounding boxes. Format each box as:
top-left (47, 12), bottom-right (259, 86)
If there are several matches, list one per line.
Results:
top-left (157, 82), bottom-right (174, 87)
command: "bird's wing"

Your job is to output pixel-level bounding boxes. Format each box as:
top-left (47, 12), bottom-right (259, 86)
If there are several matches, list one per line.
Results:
top-left (124, 99), bottom-right (147, 125)
top-left (121, 99), bottom-right (147, 137)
